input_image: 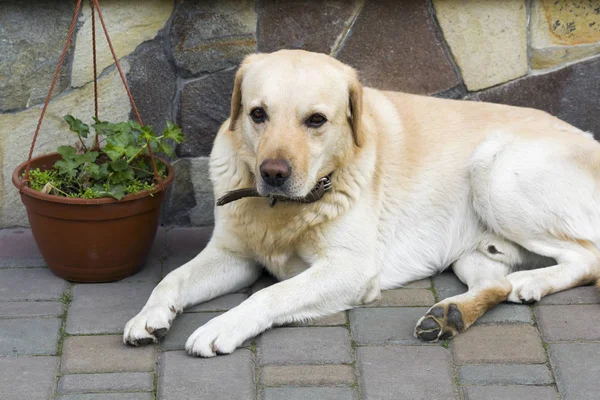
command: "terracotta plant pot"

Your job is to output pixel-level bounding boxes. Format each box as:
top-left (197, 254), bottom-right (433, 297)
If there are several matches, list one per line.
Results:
top-left (12, 152), bottom-right (174, 283)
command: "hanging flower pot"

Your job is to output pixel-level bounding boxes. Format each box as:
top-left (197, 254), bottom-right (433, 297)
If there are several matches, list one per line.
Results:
top-left (11, 0), bottom-right (183, 282)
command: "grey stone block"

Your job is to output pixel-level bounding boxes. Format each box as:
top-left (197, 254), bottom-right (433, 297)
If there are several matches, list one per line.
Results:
top-left (0, 317), bottom-right (61, 355)
top-left (258, 327), bottom-right (352, 365)
top-left (403, 278), bottom-right (432, 289)
top-left (535, 305), bottom-right (600, 341)
top-left (462, 385), bottom-right (558, 400)
top-left (363, 289), bottom-right (435, 307)
top-left (166, 227), bottom-right (213, 256)
top-left (260, 365), bottom-right (355, 387)
top-left (159, 349), bottom-right (255, 400)
top-left (0, 258), bottom-right (46, 268)
top-left (0, 268), bottom-right (68, 301)
top-left (58, 372), bottom-right (154, 394)
top-left (0, 301), bottom-right (63, 318)
top-left (61, 335), bottom-right (157, 374)
top-left (160, 312), bottom-right (221, 351)
top-left (251, 273), bottom-right (278, 294)
top-left (66, 283), bottom-right (155, 334)
top-left (162, 255), bottom-right (197, 278)
top-left (186, 293), bottom-right (248, 312)
top-left (57, 394), bottom-right (154, 400)
top-left (433, 271), bottom-right (467, 300)
top-left (120, 258), bottom-right (162, 283)
top-left (549, 343), bottom-right (600, 400)
top-left (0, 356), bottom-right (59, 400)
top-left (357, 346), bottom-right (456, 400)
top-left (163, 158), bottom-right (199, 226)
top-left (263, 387), bottom-right (358, 400)
top-left (289, 312), bottom-right (347, 327)
top-left (538, 286), bottom-right (599, 305)
top-left (350, 307), bottom-right (431, 345)
top-left (458, 364), bottom-right (554, 385)
top-left (452, 325), bottom-right (546, 364)
top-left (475, 304), bottom-right (532, 325)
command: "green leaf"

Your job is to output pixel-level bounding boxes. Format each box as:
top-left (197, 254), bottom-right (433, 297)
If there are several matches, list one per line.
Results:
top-left (57, 145), bottom-right (77, 160)
top-left (140, 125), bottom-right (156, 142)
top-left (84, 163), bottom-right (109, 180)
top-left (162, 121), bottom-right (185, 143)
top-left (103, 143), bottom-right (126, 161)
top-left (158, 141), bottom-right (174, 157)
top-left (54, 159), bottom-right (81, 178)
top-left (91, 184), bottom-right (126, 200)
top-left (110, 159), bottom-right (129, 172)
top-left (64, 115), bottom-right (90, 138)
top-left (75, 151), bottom-right (99, 164)
top-left (124, 144), bottom-right (140, 159)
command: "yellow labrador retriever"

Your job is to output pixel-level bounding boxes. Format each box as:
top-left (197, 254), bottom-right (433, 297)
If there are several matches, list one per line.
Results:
top-left (124, 50), bottom-right (600, 356)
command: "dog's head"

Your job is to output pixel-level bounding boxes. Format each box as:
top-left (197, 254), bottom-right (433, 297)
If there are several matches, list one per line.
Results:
top-left (229, 50), bottom-right (364, 199)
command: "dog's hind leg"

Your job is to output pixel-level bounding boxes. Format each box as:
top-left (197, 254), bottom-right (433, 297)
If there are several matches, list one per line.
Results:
top-left (123, 236), bottom-right (261, 347)
top-left (415, 243), bottom-right (513, 342)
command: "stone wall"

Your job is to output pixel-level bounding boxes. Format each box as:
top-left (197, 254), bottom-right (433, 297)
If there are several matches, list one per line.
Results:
top-left (0, 0), bottom-right (598, 228)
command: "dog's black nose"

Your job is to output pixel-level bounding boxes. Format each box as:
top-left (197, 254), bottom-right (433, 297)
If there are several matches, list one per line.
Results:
top-left (260, 159), bottom-right (291, 187)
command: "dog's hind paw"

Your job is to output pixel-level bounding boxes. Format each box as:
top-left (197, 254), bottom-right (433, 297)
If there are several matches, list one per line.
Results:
top-left (414, 303), bottom-right (464, 342)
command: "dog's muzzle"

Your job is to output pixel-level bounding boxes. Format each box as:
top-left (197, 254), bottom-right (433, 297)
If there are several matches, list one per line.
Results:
top-left (216, 174), bottom-right (333, 207)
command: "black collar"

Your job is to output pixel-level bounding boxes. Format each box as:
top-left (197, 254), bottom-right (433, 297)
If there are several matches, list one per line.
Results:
top-left (216, 174), bottom-right (333, 207)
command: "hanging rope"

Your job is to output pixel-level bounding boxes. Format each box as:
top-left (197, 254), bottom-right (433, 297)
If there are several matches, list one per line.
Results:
top-left (20, 0), bottom-right (83, 192)
top-left (20, 0), bottom-right (164, 194)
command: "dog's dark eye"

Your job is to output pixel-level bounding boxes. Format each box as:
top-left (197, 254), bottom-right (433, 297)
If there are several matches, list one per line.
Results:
top-left (306, 113), bottom-right (327, 128)
top-left (250, 107), bottom-right (266, 123)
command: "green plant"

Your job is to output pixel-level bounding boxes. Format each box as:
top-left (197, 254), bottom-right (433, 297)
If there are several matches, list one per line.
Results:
top-left (26, 115), bottom-right (184, 200)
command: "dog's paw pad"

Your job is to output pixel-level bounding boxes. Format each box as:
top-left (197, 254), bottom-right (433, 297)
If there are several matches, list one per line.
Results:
top-left (414, 303), bottom-right (464, 342)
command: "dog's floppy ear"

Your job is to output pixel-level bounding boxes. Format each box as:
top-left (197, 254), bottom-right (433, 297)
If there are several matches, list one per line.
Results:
top-left (229, 54), bottom-right (264, 132)
top-left (347, 68), bottom-right (365, 147)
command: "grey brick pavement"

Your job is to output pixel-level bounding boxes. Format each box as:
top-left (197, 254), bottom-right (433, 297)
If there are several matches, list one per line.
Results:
top-left (1, 227), bottom-right (599, 399)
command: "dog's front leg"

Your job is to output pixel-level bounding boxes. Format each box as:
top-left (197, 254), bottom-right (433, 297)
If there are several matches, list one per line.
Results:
top-left (185, 251), bottom-right (379, 357)
top-left (123, 239), bottom-right (260, 346)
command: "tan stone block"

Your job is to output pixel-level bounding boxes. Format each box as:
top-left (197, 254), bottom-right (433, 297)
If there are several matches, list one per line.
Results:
top-left (364, 289), bottom-right (435, 307)
top-left (71, 0), bottom-right (174, 87)
top-left (0, 66), bottom-right (131, 227)
top-left (531, 0), bottom-right (600, 69)
top-left (452, 324), bottom-right (547, 364)
top-left (433, 0), bottom-right (527, 90)
top-left (260, 364), bottom-right (355, 387)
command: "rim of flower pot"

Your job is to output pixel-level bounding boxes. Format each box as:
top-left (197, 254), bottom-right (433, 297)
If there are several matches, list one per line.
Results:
top-left (12, 152), bottom-right (175, 205)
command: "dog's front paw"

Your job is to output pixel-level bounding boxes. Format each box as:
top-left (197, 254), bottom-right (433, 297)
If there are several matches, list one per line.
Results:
top-left (123, 303), bottom-right (180, 346)
top-left (185, 313), bottom-right (256, 357)
top-left (414, 303), bottom-right (465, 342)
top-left (507, 271), bottom-right (547, 303)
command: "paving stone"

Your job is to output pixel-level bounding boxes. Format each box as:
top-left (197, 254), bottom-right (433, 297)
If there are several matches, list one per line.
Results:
top-left (470, 56), bottom-right (600, 139)
top-left (61, 335), bottom-right (156, 374)
top-left (0, 229), bottom-right (42, 258)
top-left (403, 278), bottom-right (431, 289)
top-left (159, 349), bottom-right (255, 400)
top-left (169, 0), bottom-right (256, 76)
top-left (549, 343), bottom-right (600, 400)
top-left (260, 364), bottom-right (355, 387)
top-left (452, 324), bottom-right (546, 364)
top-left (538, 285), bottom-right (599, 305)
top-left (126, 39), bottom-right (176, 134)
top-left (433, 0), bottom-right (527, 90)
top-left (160, 312), bottom-right (221, 351)
top-left (350, 307), bottom-right (431, 345)
top-left (290, 311), bottom-right (347, 327)
top-left (257, 0), bottom-right (360, 54)
top-left (150, 227), bottom-right (166, 258)
top-left (258, 327), bottom-right (352, 365)
top-left (462, 385), bottom-right (558, 400)
top-left (0, 268), bottom-right (68, 301)
top-left (433, 271), bottom-right (467, 300)
top-left (363, 289), bottom-right (434, 307)
top-left (162, 255), bottom-right (197, 278)
top-left (120, 258), bottom-right (162, 283)
top-left (66, 283), bottom-right (155, 334)
top-left (0, 356), bottom-right (59, 400)
top-left (166, 227), bottom-right (213, 256)
top-left (0, 301), bottom-right (63, 318)
top-left (458, 364), bottom-right (554, 386)
top-left (535, 305), bottom-right (600, 341)
top-left (57, 394), bottom-right (154, 400)
top-left (475, 304), bottom-right (532, 325)
top-left (357, 346), bottom-right (455, 400)
top-left (176, 69), bottom-right (236, 157)
top-left (186, 293), bottom-right (248, 312)
top-left (251, 272), bottom-right (278, 294)
top-left (0, 317), bottom-right (61, 355)
top-left (337, 0), bottom-right (460, 94)
top-left (263, 387), bottom-right (358, 400)
top-left (0, 1), bottom-right (73, 110)
top-left (58, 372), bottom-right (154, 394)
